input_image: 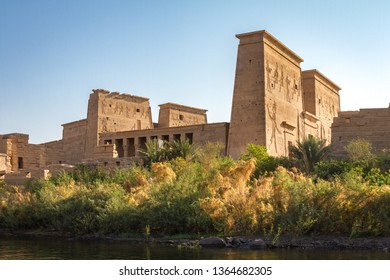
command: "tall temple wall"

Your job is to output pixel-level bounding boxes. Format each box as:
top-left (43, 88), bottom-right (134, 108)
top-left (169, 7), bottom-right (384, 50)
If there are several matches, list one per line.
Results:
top-left (228, 30), bottom-right (305, 158)
top-left (302, 70), bottom-right (340, 144)
top-left (84, 89), bottom-right (153, 159)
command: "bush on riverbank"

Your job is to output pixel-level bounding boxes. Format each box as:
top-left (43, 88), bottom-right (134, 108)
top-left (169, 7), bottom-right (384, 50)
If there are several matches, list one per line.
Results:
top-left (1, 142), bottom-right (390, 237)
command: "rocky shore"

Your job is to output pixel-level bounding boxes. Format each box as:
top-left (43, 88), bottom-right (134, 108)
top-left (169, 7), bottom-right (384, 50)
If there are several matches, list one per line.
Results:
top-left (2, 230), bottom-right (390, 251)
top-left (194, 236), bottom-right (390, 251)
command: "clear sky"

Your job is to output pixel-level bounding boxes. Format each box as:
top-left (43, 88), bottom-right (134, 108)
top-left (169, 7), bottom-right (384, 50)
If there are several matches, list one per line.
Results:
top-left (1, 0), bottom-right (389, 144)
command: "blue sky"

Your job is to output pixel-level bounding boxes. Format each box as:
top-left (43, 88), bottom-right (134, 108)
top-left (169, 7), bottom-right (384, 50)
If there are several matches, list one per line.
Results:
top-left (1, 0), bottom-right (389, 143)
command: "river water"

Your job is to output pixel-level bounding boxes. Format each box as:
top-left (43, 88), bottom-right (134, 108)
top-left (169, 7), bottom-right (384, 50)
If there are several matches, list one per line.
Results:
top-left (0, 236), bottom-right (389, 260)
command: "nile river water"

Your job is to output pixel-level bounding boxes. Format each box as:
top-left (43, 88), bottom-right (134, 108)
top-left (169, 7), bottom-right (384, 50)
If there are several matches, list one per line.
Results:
top-left (0, 236), bottom-right (389, 260)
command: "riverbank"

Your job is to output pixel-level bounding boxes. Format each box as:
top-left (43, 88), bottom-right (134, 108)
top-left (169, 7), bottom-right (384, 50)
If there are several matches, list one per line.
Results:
top-left (2, 230), bottom-right (389, 251)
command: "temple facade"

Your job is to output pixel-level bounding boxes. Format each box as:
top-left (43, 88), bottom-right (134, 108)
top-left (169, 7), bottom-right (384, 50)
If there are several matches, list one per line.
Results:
top-left (7, 29), bottom-right (385, 184)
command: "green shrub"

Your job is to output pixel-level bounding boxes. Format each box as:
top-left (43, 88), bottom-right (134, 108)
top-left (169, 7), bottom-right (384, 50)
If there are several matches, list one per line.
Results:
top-left (290, 135), bottom-right (330, 174)
top-left (240, 144), bottom-right (268, 162)
top-left (256, 156), bottom-right (292, 176)
top-left (345, 138), bottom-right (376, 164)
top-left (314, 160), bottom-right (353, 180)
top-left (377, 154), bottom-right (390, 173)
top-left (143, 180), bottom-right (212, 235)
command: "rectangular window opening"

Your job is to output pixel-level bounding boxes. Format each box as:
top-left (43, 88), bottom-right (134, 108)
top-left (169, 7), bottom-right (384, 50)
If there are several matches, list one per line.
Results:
top-left (185, 133), bottom-right (193, 144)
top-left (161, 135), bottom-right (169, 142)
top-left (115, 139), bottom-right (124, 158)
top-left (139, 137), bottom-right (147, 151)
top-left (18, 157), bottom-right (24, 169)
top-left (173, 134), bottom-right (181, 142)
top-left (127, 138), bottom-right (135, 157)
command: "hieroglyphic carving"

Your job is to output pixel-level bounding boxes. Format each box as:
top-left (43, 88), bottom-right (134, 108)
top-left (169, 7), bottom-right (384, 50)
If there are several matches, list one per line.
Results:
top-left (267, 101), bottom-right (281, 152)
top-left (273, 63), bottom-right (279, 85)
top-left (293, 74), bottom-right (300, 101)
top-left (101, 99), bottom-right (107, 114)
top-left (285, 75), bottom-right (291, 102)
top-left (279, 66), bottom-right (284, 92)
top-left (320, 123), bottom-right (326, 140)
top-left (144, 107), bottom-right (150, 119)
top-left (114, 102), bottom-right (124, 116)
top-left (126, 105), bottom-right (131, 118)
top-left (101, 118), bottom-right (108, 132)
top-left (266, 60), bottom-right (272, 92)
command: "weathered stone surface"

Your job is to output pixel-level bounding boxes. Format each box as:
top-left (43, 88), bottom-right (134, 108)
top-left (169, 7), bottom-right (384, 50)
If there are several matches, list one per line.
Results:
top-left (331, 107), bottom-right (390, 158)
top-left (249, 238), bottom-right (267, 249)
top-left (199, 237), bottom-right (227, 248)
top-left (227, 30), bottom-right (340, 159)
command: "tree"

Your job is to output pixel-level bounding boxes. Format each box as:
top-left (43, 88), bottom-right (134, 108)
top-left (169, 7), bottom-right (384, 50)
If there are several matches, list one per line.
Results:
top-left (169, 139), bottom-right (198, 161)
top-left (345, 138), bottom-right (375, 164)
top-left (139, 138), bottom-right (197, 167)
top-left (290, 135), bottom-right (330, 174)
top-left (240, 144), bottom-right (269, 162)
top-left (138, 138), bottom-right (167, 167)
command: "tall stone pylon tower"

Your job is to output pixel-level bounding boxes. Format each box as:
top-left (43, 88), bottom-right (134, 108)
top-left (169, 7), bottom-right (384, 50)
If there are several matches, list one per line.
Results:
top-left (227, 30), bottom-right (304, 159)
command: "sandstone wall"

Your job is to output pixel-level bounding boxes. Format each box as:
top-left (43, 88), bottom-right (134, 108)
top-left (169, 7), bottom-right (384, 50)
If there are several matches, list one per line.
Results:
top-left (263, 32), bottom-right (304, 157)
top-left (62, 119), bottom-right (87, 164)
top-left (85, 89), bottom-right (153, 159)
top-left (228, 30), bottom-right (341, 159)
top-left (40, 139), bottom-right (64, 166)
top-left (99, 122), bottom-right (229, 159)
top-left (302, 70), bottom-right (340, 144)
top-left (331, 107), bottom-right (390, 158)
top-left (158, 103), bottom-right (207, 128)
top-left (0, 153), bottom-right (7, 174)
top-left (227, 31), bottom-right (268, 159)
top-left (0, 134), bottom-right (42, 171)
top-left (228, 30), bottom-right (304, 158)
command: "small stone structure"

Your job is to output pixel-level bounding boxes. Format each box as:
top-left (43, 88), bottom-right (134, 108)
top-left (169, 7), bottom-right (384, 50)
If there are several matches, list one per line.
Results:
top-left (2, 29), bottom-right (387, 183)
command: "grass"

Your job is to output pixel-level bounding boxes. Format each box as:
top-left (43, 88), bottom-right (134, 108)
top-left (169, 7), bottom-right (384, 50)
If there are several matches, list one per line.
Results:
top-left (1, 143), bottom-right (390, 237)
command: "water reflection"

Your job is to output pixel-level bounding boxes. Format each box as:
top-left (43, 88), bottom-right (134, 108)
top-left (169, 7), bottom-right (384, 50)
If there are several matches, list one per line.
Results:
top-left (0, 236), bottom-right (389, 260)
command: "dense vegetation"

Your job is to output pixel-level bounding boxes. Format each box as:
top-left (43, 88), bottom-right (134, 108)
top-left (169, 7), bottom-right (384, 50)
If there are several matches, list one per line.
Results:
top-left (1, 138), bottom-right (390, 238)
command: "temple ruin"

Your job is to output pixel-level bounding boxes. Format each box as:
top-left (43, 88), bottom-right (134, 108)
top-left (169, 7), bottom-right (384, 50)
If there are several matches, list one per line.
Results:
top-left (1, 29), bottom-right (387, 184)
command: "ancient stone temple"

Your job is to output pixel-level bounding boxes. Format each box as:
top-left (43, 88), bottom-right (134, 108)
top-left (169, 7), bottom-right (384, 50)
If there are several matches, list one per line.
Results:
top-left (1, 29), bottom-right (347, 183)
top-left (227, 30), bottom-right (341, 158)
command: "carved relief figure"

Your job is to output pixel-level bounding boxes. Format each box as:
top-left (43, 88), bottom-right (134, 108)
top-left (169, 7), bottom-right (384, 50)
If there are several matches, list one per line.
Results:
top-left (279, 66), bottom-right (284, 92)
top-left (267, 101), bottom-right (281, 152)
top-left (293, 75), bottom-right (300, 101)
top-left (320, 123), bottom-right (325, 140)
top-left (114, 102), bottom-right (124, 115)
top-left (273, 63), bottom-right (279, 85)
top-left (285, 75), bottom-right (291, 102)
top-left (101, 118), bottom-right (108, 132)
top-left (101, 98), bottom-right (107, 114)
top-left (145, 107), bottom-right (150, 119)
top-left (266, 60), bottom-right (272, 92)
